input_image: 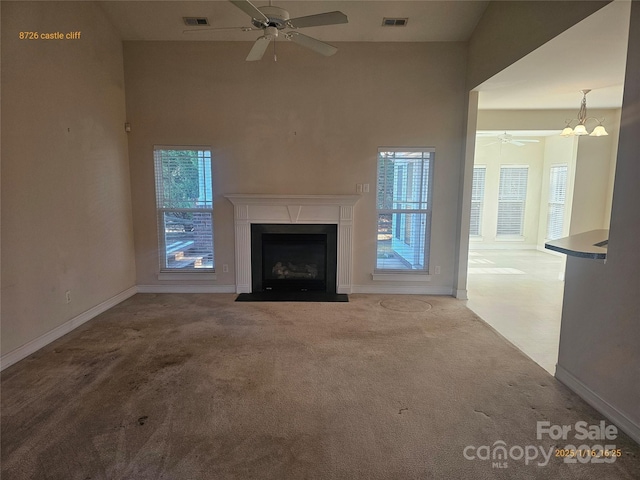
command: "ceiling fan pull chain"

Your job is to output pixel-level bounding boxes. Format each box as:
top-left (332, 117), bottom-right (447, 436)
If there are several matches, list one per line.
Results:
top-left (274, 37), bottom-right (277, 62)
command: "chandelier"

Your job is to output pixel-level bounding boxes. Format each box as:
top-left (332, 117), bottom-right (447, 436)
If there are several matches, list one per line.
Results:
top-left (560, 89), bottom-right (608, 137)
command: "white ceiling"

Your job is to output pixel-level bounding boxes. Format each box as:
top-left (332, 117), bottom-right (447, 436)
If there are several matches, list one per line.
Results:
top-left (97, 0), bottom-right (631, 110)
top-left (477, 1), bottom-right (631, 110)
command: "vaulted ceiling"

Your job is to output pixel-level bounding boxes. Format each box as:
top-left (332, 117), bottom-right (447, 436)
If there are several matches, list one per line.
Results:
top-left (98, 1), bottom-right (489, 42)
top-left (98, 1), bottom-right (630, 110)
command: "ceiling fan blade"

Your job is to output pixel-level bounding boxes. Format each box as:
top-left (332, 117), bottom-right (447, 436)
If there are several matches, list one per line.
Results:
top-left (510, 141), bottom-right (527, 147)
top-left (246, 36), bottom-right (271, 61)
top-left (514, 139), bottom-right (540, 143)
top-left (183, 26), bottom-right (255, 34)
top-left (288, 11), bottom-right (348, 29)
top-left (229, 0), bottom-right (269, 25)
top-left (289, 32), bottom-right (337, 56)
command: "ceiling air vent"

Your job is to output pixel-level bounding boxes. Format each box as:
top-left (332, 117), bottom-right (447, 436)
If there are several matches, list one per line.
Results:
top-left (183, 17), bottom-right (210, 26)
top-left (382, 18), bottom-right (408, 27)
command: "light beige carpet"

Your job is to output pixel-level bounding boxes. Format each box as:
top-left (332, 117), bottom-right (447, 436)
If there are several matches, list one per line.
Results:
top-left (2, 293), bottom-right (639, 479)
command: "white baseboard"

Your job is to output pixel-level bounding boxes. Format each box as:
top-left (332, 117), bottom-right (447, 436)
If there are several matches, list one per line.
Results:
top-left (0, 286), bottom-right (137, 371)
top-left (351, 285), bottom-right (453, 295)
top-left (137, 284), bottom-right (236, 294)
top-left (469, 243), bottom-right (537, 250)
top-left (0, 283), bottom-right (456, 371)
top-left (371, 273), bottom-right (432, 282)
top-left (536, 245), bottom-right (565, 257)
top-left (555, 364), bottom-right (640, 444)
top-left (454, 289), bottom-right (468, 300)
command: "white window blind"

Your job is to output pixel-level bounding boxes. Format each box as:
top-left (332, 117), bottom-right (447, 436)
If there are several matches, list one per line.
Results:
top-left (546, 164), bottom-right (568, 240)
top-left (470, 166), bottom-right (486, 236)
top-left (153, 147), bottom-right (214, 270)
top-left (497, 166), bottom-right (528, 237)
top-left (376, 148), bottom-right (433, 271)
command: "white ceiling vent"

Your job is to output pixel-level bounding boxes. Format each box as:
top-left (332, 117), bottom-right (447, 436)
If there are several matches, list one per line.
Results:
top-left (382, 18), bottom-right (408, 27)
top-left (183, 17), bottom-right (209, 26)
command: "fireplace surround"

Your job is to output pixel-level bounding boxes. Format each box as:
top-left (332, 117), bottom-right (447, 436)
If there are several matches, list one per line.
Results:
top-left (225, 194), bottom-right (361, 294)
top-left (251, 224), bottom-right (338, 293)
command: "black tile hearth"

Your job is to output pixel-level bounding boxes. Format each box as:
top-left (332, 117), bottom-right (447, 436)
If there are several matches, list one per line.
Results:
top-left (235, 292), bottom-right (348, 302)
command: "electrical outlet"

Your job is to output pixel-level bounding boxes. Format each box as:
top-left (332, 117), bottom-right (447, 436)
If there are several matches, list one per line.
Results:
top-left (363, 183), bottom-right (370, 193)
top-left (65, 290), bottom-right (72, 303)
top-left (434, 266), bottom-right (441, 275)
top-left (223, 264), bottom-right (229, 273)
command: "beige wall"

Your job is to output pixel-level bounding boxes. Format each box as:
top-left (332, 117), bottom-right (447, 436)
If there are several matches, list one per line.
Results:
top-left (123, 41), bottom-right (468, 291)
top-left (476, 109), bottom-right (620, 246)
top-left (557, 1), bottom-right (640, 440)
top-left (472, 136), bottom-right (545, 248)
top-left (569, 134), bottom-right (618, 235)
top-left (463, 1), bottom-right (638, 440)
top-left (1, 2), bottom-right (136, 355)
top-left (467, 1), bottom-right (609, 89)
top-left (537, 135), bottom-right (578, 247)
top-left (471, 126), bottom-right (618, 248)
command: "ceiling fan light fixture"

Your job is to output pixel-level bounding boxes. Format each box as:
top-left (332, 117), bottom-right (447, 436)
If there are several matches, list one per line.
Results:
top-left (264, 25), bottom-right (278, 38)
top-left (221, 0), bottom-right (348, 61)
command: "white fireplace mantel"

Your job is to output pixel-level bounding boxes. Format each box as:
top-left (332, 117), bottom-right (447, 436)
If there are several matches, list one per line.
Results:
top-left (225, 194), bottom-right (361, 294)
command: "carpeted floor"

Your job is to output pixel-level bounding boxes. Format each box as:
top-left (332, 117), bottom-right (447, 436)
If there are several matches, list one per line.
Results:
top-left (2, 293), bottom-right (639, 479)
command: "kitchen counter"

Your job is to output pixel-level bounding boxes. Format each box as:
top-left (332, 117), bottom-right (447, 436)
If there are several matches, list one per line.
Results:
top-left (545, 229), bottom-right (608, 260)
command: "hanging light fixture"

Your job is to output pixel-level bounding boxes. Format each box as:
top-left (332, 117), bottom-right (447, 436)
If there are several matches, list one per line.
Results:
top-left (560, 89), bottom-right (608, 137)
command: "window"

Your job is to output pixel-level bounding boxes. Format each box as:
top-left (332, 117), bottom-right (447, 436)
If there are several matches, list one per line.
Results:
top-left (154, 146), bottom-right (214, 271)
top-left (376, 148), bottom-right (433, 271)
top-left (496, 166), bottom-right (528, 237)
top-left (547, 164), bottom-right (568, 240)
top-left (470, 166), bottom-right (486, 237)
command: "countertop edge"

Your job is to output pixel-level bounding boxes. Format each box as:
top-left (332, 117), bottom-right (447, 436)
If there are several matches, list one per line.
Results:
top-left (544, 229), bottom-right (608, 260)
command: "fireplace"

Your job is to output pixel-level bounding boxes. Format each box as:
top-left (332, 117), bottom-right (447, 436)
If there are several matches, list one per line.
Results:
top-left (251, 224), bottom-right (338, 293)
top-left (225, 194), bottom-right (361, 294)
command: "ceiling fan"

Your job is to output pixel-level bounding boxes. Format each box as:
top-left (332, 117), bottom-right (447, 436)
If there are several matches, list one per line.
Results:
top-left (477, 132), bottom-right (540, 147)
top-left (184, 0), bottom-right (348, 61)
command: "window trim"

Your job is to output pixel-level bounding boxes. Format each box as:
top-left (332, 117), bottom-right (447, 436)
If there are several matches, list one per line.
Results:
top-left (496, 164), bottom-right (529, 238)
top-left (470, 165), bottom-right (486, 238)
top-left (546, 163), bottom-right (569, 241)
top-left (157, 271), bottom-right (217, 281)
top-left (375, 147), bottom-right (434, 276)
top-left (153, 145), bottom-right (215, 274)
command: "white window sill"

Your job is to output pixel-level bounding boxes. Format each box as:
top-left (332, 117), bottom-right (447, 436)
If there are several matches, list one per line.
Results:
top-left (372, 273), bottom-right (432, 282)
top-left (495, 236), bottom-right (525, 242)
top-left (158, 271), bottom-right (217, 281)
top-left (469, 236), bottom-right (484, 242)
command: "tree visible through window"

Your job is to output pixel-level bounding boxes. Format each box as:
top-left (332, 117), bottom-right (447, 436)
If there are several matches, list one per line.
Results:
top-left (154, 147), bottom-right (214, 270)
top-left (376, 148), bottom-right (433, 271)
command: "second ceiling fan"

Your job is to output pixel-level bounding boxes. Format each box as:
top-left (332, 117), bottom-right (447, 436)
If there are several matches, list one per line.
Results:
top-left (185, 0), bottom-right (348, 61)
top-left (477, 132), bottom-right (540, 147)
